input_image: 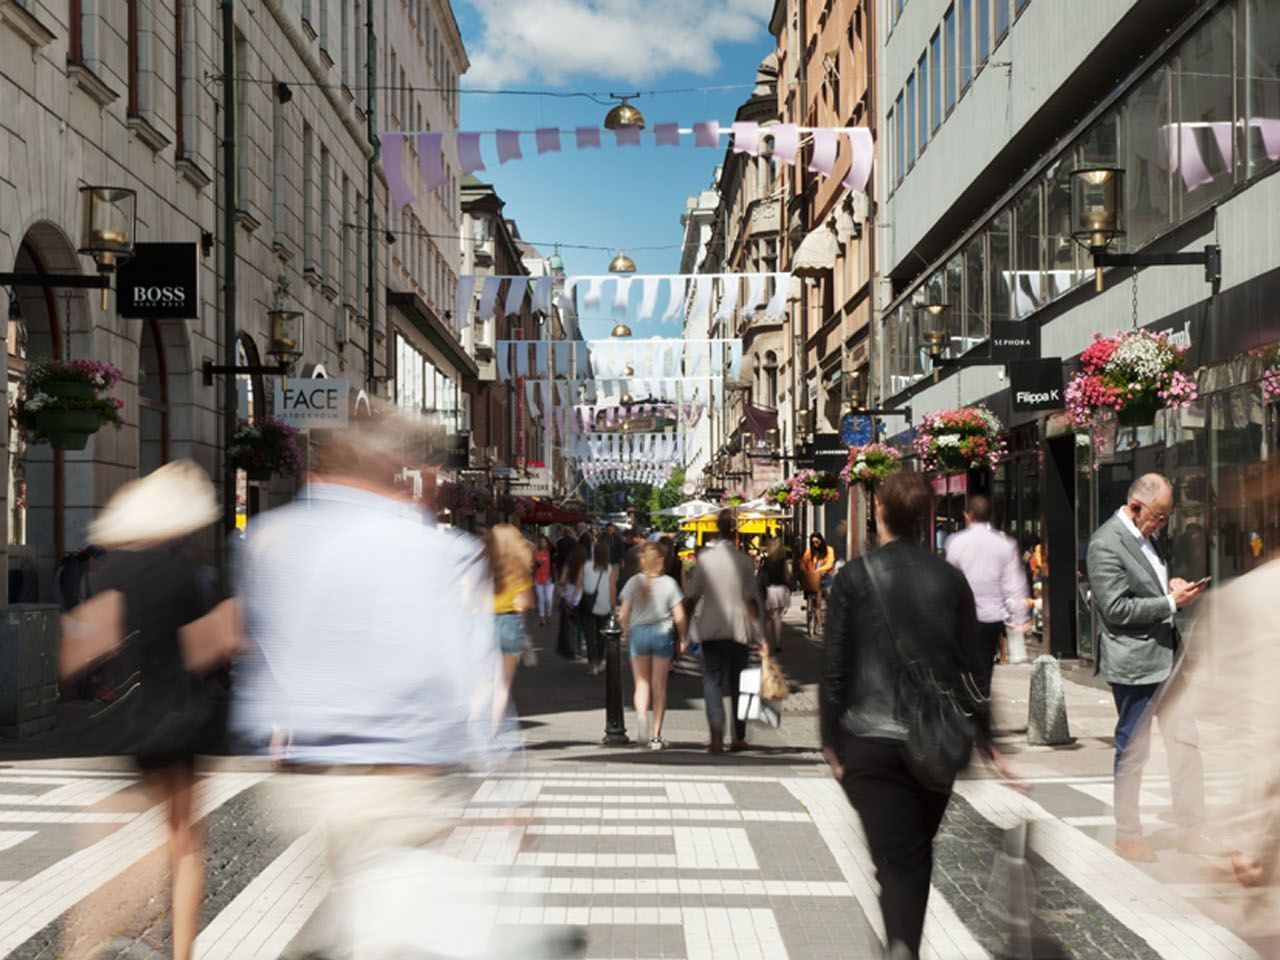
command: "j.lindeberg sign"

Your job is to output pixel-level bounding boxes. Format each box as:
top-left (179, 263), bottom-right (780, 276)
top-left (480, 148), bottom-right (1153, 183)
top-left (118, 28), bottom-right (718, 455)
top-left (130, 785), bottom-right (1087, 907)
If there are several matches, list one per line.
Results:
top-left (116, 243), bottom-right (199, 319)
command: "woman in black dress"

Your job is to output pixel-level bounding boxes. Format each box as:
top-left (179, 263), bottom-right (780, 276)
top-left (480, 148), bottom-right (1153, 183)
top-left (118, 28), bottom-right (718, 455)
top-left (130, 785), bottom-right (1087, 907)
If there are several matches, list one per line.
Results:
top-left (63, 461), bottom-right (233, 960)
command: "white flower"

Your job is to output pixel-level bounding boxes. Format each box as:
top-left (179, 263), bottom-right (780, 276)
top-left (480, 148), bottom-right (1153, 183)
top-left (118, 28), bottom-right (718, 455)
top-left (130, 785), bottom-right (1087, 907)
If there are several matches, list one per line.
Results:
top-left (937, 435), bottom-right (961, 447)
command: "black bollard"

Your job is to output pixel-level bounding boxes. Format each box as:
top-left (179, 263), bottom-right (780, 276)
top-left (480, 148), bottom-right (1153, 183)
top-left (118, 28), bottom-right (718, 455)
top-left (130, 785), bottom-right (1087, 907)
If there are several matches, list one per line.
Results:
top-left (601, 613), bottom-right (629, 746)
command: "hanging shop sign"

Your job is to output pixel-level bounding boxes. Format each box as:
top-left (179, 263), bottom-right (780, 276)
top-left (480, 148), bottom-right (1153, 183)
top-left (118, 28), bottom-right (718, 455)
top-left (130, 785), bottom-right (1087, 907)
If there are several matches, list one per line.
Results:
top-left (989, 321), bottom-right (1040, 363)
top-left (812, 433), bottom-right (849, 471)
top-left (1009, 359), bottom-right (1066, 413)
top-left (273, 377), bottom-right (349, 429)
top-left (116, 243), bottom-right (199, 319)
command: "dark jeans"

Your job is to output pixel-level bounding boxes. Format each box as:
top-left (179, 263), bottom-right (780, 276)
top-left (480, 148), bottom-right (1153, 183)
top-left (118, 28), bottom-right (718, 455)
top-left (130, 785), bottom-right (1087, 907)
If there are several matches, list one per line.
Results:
top-left (583, 612), bottom-right (608, 664)
top-left (1111, 678), bottom-right (1204, 840)
top-left (840, 738), bottom-right (951, 959)
top-left (974, 620), bottom-right (1005, 701)
top-left (701, 639), bottom-right (750, 742)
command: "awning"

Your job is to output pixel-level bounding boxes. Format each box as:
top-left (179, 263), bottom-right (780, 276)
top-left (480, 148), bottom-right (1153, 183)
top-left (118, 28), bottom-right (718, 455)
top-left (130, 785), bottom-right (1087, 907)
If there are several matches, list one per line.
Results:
top-left (518, 502), bottom-right (590, 525)
top-left (790, 223), bottom-right (838, 278)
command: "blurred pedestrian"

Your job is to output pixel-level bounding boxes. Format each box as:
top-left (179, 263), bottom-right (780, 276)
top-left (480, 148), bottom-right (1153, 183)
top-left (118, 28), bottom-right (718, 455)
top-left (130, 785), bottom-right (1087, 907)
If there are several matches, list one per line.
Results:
top-left (60, 461), bottom-right (237, 960)
top-left (944, 495), bottom-right (1031, 688)
top-left (490, 524), bottom-right (535, 720)
top-left (685, 510), bottom-right (764, 753)
top-left (800, 532), bottom-right (836, 634)
top-left (759, 537), bottom-right (791, 655)
top-left (1088, 472), bottom-right (1216, 862)
top-left (232, 410), bottom-right (528, 959)
top-left (554, 524), bottom-right (576, 577)
top-left (576, 520), bottom-right (592, 549)
top-left (558, 542), bottom-right (588, 659)
top-left (581, 539), bottom-right (617, 675)
top-left (821, 470), bottom-right (999, 960)
top-left (533, 533), bottom-right (555, 626)
top-left (657, 536), bottom-right (684, 589)
top-left (619, 543), bottom-right (687, 750)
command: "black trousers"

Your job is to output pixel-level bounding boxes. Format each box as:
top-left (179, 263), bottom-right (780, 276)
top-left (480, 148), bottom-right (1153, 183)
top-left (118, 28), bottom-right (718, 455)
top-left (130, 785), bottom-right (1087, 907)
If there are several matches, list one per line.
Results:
top-left (840, 738), bottom-right (951, 959)
top-left (974, 620), bottom-right (1005, 701)
top-left (701, 639), bottom-right (750, 742)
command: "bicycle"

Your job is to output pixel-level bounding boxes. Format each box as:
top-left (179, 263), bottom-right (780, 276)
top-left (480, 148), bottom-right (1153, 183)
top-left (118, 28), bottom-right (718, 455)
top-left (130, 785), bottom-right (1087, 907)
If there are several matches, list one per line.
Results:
top-left (805, 589), bottom-right (821, 639)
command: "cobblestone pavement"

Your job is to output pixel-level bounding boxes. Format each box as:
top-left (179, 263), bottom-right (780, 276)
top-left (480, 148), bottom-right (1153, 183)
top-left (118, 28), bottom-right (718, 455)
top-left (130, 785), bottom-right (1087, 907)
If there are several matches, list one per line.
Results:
top-left (0, 608), bottom-right (1270, 959)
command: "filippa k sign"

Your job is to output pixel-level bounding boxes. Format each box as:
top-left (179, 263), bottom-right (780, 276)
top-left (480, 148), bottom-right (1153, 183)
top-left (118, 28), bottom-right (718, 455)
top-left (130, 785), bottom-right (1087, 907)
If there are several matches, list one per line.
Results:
top-left (273, 378), bottom-right (349, 429)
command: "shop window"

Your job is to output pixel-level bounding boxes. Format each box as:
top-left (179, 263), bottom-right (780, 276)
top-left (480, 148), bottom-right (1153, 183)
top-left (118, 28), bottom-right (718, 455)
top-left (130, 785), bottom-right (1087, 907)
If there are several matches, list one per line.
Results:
top-left (1045, 160), bottom-right (1085, 299)
top-left (1119, 66), bottom-right (1173, 250)
top-left (138, 319), bottom-right (170, 477)
top-left (963, 232), bottom-right (987, 347)
top-left (1011, 183), bottom-right (1043, 318)
top-left (1208, 387), bottom-right (1267, 582)
top-left (1171, 3), bottom-right (1236, 218)
top-left (1244, 0), bottom-right (1280, 179)
top-left (987, 209), bottom-right (1012, 324)
top-left (944, 255), bottom-right (965, 353)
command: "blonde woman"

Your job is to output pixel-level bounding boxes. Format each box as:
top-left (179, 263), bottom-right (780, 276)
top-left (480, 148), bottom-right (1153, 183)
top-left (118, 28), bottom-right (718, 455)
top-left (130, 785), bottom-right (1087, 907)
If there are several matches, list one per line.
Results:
top-left (618, 543), bottom-right (687, 749)
top-left (488, 524), bottom-right (534, 720)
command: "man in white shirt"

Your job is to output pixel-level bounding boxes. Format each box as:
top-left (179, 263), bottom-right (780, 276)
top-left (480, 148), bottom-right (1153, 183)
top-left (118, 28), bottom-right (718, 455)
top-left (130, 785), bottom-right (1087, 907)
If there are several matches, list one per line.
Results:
top-left (945, 495), bottom-right (1030, 696)
top-left (1087, 472), bottom-right (1214, 862)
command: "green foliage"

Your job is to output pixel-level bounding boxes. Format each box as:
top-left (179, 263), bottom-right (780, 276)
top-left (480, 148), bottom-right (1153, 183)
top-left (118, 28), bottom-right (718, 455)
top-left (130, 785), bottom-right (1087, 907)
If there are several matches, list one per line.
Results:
top-left (647, 469), bottom-right (686, 532)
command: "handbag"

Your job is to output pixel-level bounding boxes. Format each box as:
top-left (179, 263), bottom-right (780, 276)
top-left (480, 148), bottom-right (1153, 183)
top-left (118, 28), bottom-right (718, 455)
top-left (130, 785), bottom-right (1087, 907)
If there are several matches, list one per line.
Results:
top-left (862, 553), bottom-right (978, 793)
top-left (760, 652), bottom-right (790, 702)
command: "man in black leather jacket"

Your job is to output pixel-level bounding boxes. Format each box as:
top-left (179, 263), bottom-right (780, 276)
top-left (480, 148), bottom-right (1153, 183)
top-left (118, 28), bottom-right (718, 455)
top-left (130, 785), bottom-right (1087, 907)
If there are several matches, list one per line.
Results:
top-left (820, 470), bottom-right (995, 959)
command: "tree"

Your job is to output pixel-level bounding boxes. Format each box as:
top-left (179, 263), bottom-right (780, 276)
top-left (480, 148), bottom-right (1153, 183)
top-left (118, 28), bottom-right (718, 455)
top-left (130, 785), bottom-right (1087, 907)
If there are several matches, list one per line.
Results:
top-left (647, 469), bottom-right (686, 532)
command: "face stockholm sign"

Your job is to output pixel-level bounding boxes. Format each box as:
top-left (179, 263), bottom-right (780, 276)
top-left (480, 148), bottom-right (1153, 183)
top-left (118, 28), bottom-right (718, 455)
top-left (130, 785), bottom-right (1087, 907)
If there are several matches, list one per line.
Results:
top-left (989, 320), bottom-right (1040, 362)
top-left (116, 243), bottom-right (200, 319)
top-left (273, 378), bottom-right (349, 429)
top-left (1009, 360), bottom-right (1065, 413)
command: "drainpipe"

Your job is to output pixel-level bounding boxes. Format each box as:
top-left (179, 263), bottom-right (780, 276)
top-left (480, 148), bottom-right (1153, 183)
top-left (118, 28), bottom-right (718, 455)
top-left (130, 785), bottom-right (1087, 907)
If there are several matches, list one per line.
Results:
top-left (220, 0), bottom-right (237, 540)
top-left (365, 1), bottom-right (377, 391)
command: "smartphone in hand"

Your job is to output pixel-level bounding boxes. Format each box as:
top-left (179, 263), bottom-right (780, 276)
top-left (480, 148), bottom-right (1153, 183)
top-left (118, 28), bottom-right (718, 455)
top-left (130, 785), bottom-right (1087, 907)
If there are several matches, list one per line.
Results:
top-left (1192, 576), bottom-right (1212, 589)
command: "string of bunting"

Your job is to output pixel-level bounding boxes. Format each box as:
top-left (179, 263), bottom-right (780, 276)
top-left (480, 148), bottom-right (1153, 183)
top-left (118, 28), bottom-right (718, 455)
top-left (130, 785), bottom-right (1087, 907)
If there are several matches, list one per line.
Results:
top-left (523, 380), bottom-right (719, 431)
top-left (456, 273), bottom-right (789, 331)
top-left (496, 338), bottom-right (744, 382)
top-left (581, 463), bottom-right (676, 487)
top-left (564, 433), bottom-right (687, 463)
top-left (379, 122), bottom-right (873, 209)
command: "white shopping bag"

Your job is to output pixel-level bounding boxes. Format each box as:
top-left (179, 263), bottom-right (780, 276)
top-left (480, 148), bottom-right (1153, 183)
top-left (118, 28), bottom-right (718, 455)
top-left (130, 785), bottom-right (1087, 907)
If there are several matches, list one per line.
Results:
top-left (737, 667), bottom-right (782, 727)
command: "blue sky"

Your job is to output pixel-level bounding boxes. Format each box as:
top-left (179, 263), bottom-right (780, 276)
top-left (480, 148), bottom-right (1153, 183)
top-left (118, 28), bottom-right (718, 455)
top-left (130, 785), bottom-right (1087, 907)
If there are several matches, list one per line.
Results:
top-left (452, 0), bottom-right (777, 340)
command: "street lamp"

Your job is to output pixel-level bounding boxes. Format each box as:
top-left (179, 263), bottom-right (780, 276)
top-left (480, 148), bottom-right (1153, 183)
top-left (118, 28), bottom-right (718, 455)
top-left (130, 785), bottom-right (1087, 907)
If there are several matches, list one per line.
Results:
top-left (78, 185), bottom-right (137, 308)
top-left (1070, 167), bottom-right (1126, 292)
top-left (608, 251), bottom-right (637, 274)
top-left (603, 95), bottom-right (645, 130)
top-left (267, 308), bottom-right (303, 369)
top-left (610, 322), bottom-right (633, 337)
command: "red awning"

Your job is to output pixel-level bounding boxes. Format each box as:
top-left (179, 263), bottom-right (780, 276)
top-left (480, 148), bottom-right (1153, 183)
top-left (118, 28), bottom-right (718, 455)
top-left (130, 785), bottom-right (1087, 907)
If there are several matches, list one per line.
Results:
top-left (518, 502), bottom-right (590, 525)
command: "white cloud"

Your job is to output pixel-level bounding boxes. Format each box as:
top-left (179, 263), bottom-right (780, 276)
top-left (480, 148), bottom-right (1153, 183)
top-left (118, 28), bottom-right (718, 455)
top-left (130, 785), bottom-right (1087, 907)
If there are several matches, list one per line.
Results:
top-left (461, 0), bottom-right (774, 87)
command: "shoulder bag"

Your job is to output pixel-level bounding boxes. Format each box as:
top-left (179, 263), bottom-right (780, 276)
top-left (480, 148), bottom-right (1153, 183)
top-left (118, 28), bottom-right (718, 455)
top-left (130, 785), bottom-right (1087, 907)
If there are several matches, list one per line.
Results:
top-left (862, 553), bottom-right (978, 793)
top-left (577, 566), bottom-right (599, 616)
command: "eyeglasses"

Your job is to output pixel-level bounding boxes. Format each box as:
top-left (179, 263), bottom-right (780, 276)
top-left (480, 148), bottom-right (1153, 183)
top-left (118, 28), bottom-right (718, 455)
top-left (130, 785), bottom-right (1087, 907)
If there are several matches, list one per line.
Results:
top-left (1136, 502), bottom-right (1170, 524)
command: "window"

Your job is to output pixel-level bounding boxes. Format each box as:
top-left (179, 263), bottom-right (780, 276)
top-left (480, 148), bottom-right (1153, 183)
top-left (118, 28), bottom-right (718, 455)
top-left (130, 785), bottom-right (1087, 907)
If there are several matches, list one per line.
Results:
top-left (356, 188), bottom-right (366, 314)
top-left (272, 83), bottom-right (286, 248)
top-left (930, 30), bottom-right (943, 132)
top-left (944, 5), bottom-right (957, 113)
top-left (303, 125), bottom-right (316, 272)
top-left (1045, 161), bottom-right (1085, 298)
top-left (977, 0), bottom-right (990, 67)
top-left (944, 255), bottom-right (965, 352)
top-left (995, 0), bottom-right (1010, 42)
top-left (1016, 0), bottom-right (1029, 11)
top-left (126, 0), bottom-right (139, 114)
top-left (389, 51), bottom-right (398, 123)
top-left (340, 0), bottom-right (349, 85)
top-left (1012, 184), bottom-right (1043, 318)
top-left (905, 73), bottom-right (916, 165)
top-left (320, 147), bottom-right (332, 283)
top-left (175, 0), bottom-right (197, 158)
top-left (1121, 67), bottom-right (1169, 249)
top-left (138, 319), bottom-right (169, 477)
top-left (1245, 0), bottom-right (1280, 179)
top-left (319, 0), bottom-right (329, 51)
top-left (354, 0), bottom-right (365, 87)
top-left (1172, 3), bottom-right (1235, 216)
top-left (341, 175), bottom-right (352, 305)
top-left (893, 94), bottom-right (904, 182)
top-left (302, 0), bottom-right (312, 29)
top-left (917, 53), bottom-right (929, 152)
top-left (963, 232), bottom-right (987, 345)
top-left (987, 208), bottom-right (1012, 323)
top-left (235, 31), bottom-right (250, 210)
top-left (960, 0), bottom-right (973, 89)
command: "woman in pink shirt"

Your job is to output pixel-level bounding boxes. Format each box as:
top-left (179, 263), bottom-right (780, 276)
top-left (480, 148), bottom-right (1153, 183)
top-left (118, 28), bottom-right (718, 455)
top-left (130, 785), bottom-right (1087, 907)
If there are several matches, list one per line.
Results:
top-left (533, 535), bottom-right (555, 626)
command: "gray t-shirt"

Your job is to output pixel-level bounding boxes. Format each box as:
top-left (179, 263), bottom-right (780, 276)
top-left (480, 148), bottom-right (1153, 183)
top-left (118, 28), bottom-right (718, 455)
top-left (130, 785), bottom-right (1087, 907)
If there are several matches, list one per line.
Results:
top-left (620, 574), bottom-right (683, 630)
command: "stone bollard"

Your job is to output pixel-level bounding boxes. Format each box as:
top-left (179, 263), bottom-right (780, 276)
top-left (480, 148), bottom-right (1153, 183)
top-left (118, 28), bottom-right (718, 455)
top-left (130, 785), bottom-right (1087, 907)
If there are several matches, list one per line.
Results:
top-left (1026, 655), bottom-right (1074, 746)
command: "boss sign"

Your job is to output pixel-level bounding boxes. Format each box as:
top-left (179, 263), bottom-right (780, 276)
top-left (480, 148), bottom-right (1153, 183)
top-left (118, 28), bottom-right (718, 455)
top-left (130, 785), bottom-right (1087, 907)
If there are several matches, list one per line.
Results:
top-left (273, 378), bottom-right (349, 429)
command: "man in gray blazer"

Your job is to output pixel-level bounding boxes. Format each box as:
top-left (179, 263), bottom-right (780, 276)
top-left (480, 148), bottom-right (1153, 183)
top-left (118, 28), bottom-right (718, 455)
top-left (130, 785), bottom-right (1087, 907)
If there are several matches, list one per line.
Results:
top-left (1088, 472), bottom-right (1214, 862)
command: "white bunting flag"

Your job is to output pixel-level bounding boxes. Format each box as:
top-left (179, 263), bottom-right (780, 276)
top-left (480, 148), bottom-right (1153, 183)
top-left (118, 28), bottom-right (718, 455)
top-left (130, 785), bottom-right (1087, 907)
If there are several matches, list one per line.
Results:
top-left (612, 277), bottom-right (633, 314)
top-left (639, 278), bottom-right (662, 321)
top-left (503, 277), bottom-right (530, 316)
top-left (455, 276), bottom-right (477, 330)
top-left (477, 276), bottom-right (502, 321)
top-left (531, 276), bottom-right (553, 316)
top-left (663, 278), bottom-right (688, 323)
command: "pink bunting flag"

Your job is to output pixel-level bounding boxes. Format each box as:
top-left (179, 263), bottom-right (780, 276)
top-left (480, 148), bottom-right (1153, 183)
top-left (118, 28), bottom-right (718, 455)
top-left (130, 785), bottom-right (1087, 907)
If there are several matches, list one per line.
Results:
top-left (496, 129), bottom-right (522, 165)
top-left (731, 122), bottom-right (760, 156)
top-left (771, 124), bottom-right (800, 164)
top-left (576, 127), bottom-right (602, 149)
top-left (693, 121), bottom-right (721, 148)
top-left (614, 125), bottom-right (641, 147)
top-left (842, 128), bottom-right (873, 194)
top-left (417, 132), bottom-right (446, 191)
top-left (457, 132), bottom-right (486, 175)
top-left (379, 133), bottom-right (414, 210)
top-left (654, 123), bottom-right (680, 146)
top-left (535, 127), bottom-right (561, 154)
top-left (808, 128), bottom-right (838, 177)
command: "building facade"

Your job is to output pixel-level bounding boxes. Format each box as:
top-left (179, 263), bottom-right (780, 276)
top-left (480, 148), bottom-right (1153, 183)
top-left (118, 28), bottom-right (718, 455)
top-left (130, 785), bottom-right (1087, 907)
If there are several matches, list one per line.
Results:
top-left (874, 0), bottom-right (1280, 658)
top-left (770, 0), bottom-right (877, 559)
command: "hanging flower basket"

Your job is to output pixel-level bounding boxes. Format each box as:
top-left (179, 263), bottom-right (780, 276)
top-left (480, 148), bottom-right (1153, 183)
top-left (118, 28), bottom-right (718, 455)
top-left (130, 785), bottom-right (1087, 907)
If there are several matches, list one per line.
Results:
top-left (764, 481), bottom-right (791, 508)
top-left (839, 443), bottom-right (902, 487)
top-left (720, 492), bottom-right (746, 507)
top-left (227, 419), bottom-right (302, 481)
top-left (16, 358), bottom-right (124, 450)
top-left (913, 406), bottom-right (1007, 473)
top-left (785, 469), bottom-right (841, 506)
top-left (1065, 329), bottom-right (1197, 441)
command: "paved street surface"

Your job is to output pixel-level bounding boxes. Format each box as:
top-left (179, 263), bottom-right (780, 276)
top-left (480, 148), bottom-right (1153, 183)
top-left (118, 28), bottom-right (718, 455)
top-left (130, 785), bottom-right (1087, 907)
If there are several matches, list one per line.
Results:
top-left (0, 608), bottom-right (1270, 959)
